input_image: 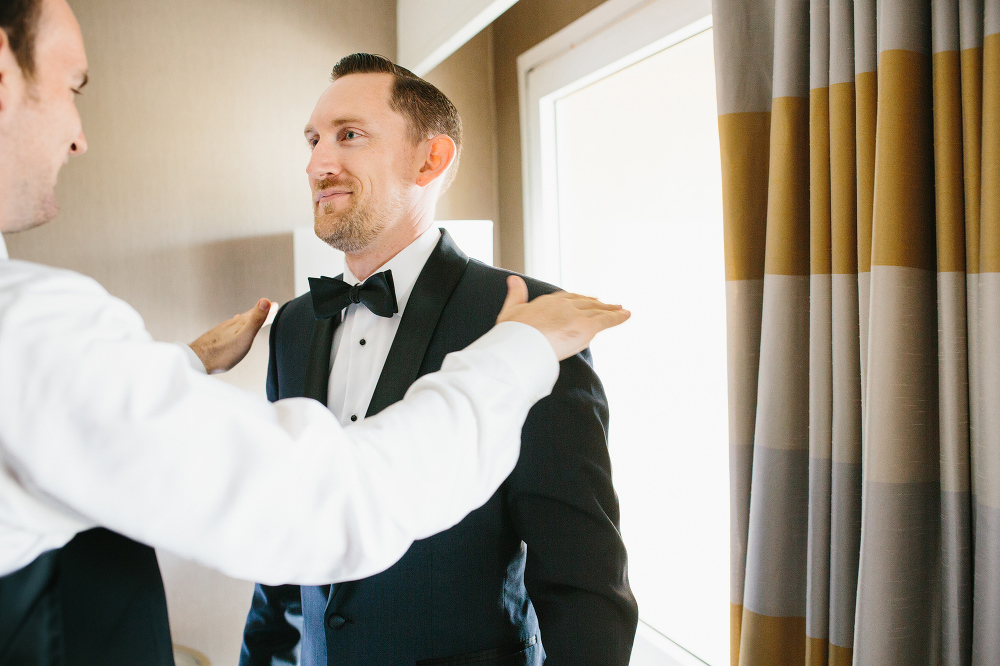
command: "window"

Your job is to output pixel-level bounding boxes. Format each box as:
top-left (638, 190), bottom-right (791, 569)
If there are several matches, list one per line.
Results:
top-left (519, 1), bottom-right (725, 663)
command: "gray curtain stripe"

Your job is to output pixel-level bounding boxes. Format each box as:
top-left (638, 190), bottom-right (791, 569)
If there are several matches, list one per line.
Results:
top-left (959, 0), bottom-right (985, 49)
top-left (743, 446), bottom-right (810, 616)
top-left (806, 458), bottom-right (832, 638)
top-left (853, 481), bottom-right (942, 662)
top-left (828, 461), bottom-right (862, 648)
top-left (942, 490), bottom-right (973, 664)
top-left (972, 502), bottom-right (1000, 663)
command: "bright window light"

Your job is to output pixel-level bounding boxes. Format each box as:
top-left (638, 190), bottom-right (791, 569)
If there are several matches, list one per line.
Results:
top-left (552, 28), bottom-right (728, 665)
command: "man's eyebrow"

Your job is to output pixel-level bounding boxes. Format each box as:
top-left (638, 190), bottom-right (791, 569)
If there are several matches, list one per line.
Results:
top-left (331, 116), bottom-right (365, 127)
top-left (304, 117), bottom-right (368, 136)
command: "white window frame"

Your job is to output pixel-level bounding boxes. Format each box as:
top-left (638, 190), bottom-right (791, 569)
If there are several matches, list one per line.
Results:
top-left (516, 0), bottom-right (713, 285)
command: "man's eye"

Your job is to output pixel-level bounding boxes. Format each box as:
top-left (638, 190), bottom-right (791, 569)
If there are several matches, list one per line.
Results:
top-left (344, 130), bottom-right (358, 140)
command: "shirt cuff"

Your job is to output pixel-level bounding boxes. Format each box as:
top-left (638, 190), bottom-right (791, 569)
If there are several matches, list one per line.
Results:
top-left (175, 342), bottom-right (208, 374)
top-left (466, 321), bottom-right (559, 403)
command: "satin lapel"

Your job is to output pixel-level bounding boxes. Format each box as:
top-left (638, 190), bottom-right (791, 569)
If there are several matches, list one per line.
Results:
top-left (303, 278), bottom-right (342, 607)
top-left (365, 230), bottom-right (470, 417)
top-left (305, 317), bottom-right (336, 607)
top-left (302, 315), bottom-right (338, 403)
top-left (325, 231), bottom-right (469, 613)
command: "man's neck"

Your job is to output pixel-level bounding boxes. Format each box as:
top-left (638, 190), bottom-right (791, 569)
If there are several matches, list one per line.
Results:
top-left (345, 214), bottom-right (434, 281)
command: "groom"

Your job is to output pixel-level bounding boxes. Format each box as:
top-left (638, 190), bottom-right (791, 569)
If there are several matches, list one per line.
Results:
top-left (240, 54), bottom-right (638, 666)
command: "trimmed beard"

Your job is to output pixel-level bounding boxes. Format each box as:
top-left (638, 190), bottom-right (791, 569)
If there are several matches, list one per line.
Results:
top-left (314, 185), bottom-right (407, 254)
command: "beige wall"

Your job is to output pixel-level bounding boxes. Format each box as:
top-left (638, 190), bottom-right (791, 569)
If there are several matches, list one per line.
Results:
top-left (424, 27), bottom-right (501, 262)
top-left (492, 0), bottom-right (608, 272)
top-left (3, 1), bottom-right (395, 664)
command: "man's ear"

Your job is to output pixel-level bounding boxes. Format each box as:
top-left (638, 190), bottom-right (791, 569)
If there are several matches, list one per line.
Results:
top-left (0, 28), bottom-right (23, 114)
top-left (415, 134), bottom-right (457, 187)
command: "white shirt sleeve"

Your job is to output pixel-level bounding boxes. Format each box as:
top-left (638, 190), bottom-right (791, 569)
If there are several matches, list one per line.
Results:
top-left (0, 263), bottom-right (558, 584)
top-left (176, 341), bottom-right (208, 374)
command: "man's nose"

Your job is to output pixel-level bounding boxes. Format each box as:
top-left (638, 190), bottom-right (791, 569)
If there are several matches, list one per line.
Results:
top-left (306, 141), bottom-right (342, 180)
top-left (70, 129), bottom-right (88, 156)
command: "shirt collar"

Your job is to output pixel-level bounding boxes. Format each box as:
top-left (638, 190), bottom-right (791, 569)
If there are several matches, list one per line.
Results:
top-left (0, 234), bottom-right (8, 260)
top-left (342, 225), bottom-right (441, 314)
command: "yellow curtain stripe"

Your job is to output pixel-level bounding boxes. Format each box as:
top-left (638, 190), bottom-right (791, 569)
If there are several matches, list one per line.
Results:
top-left (738, 608), bottom-right (806, 665)
top-left (811, 87), bottom-right (833, 275)
top-left (719, 112), bottom-right (772, 281)
top-left (765, 96), bottom-right (811, 277)
top-left (805, 636), bottom-right (828, 665)
top-left (933, 49), bottom-right (967, 273)
top-left (980, 33), bottom-right (1000, 273)
top-left (961, 46), bottom-right (983, 274)
top-left (855, 70), bottom-right (877, 274)
top-left (731, 603), bottom-right (743, 666)
top-left (828, 642), bottom-right (853, 665)
top-left (872, 50), bottom-right (936, 271)
top-left (831, 81), bottom-right (858, 275)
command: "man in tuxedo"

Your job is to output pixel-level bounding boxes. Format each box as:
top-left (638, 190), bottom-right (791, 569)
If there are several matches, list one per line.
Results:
top-left (241, 54), bottom-right (638, 665)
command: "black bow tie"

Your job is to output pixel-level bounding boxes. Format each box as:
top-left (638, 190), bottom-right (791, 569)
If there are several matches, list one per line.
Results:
top-left (309, 270), bottom-right (398, 319)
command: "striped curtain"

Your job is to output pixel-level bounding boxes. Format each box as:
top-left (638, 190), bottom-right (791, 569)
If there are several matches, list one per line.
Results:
top-left (713, 0), bottom-right (1000, 663)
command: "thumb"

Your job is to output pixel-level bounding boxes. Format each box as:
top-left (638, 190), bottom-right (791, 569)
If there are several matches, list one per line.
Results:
top-left (244, 298), bottom-right (271, 330)
top-left (498, 275), bottom-right (529, 322)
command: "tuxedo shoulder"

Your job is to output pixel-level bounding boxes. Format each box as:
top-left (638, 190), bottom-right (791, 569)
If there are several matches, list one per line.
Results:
top-left (271, 292), bottom-right (314, 330)
top-left (462, 260), bottom-right (561, 299)
top-left (434, 261), bottom-right (563, 339)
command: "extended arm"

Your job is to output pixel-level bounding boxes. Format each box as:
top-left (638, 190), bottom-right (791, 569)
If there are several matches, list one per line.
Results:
top-left (0, 268), bottom-right (556, 584)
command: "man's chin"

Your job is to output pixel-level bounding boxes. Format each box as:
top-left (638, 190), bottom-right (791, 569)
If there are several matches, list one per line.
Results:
top-left (3, 202), bottom-right (58, 234)
top-left (314, 213), bottom-right (343, 242)
top-left (314, 215), bottom-right (379, 254)
top-left (313, 216), bottom-right (350, 252)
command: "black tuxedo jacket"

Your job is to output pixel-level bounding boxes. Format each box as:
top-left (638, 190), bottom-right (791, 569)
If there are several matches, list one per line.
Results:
top-left (0, 528), bottom-right (173, 666)
top-left (240, 232), bottom-right (637, 666)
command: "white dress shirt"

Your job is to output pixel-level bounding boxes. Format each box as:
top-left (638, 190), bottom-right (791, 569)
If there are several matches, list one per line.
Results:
top-left (327, 226), bottom-right (440, 424)
top-left (0, 233), bottom-right (558, 585)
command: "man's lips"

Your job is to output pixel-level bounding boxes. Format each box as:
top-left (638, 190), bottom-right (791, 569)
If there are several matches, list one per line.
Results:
top-left (314, 189), bottom-right (352, 204)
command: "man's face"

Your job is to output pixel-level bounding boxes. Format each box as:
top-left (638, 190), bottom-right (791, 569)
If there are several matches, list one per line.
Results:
top-left (305, 73), bottom-right (419, 254)
top-left (0, 0), bottom-right (88, 234)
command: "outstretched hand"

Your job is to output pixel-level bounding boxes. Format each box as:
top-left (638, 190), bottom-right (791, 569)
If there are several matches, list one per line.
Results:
top-left (496, 276), bottom-right (630, 360)
top-left (189, 298), bottom-right (273, 374)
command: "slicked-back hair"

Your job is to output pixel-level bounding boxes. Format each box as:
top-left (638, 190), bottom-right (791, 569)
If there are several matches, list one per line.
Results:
top-left (331, 53), bottom-right (463, 189)
top-left (0, 0), bottom-right (43, 78)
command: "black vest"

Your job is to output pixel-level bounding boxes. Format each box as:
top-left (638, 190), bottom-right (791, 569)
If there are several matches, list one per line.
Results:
top-left (0, 528), bottom-right (173, 666)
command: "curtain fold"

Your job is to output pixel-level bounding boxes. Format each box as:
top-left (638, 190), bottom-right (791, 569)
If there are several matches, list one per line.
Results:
top-left (713, 2), bottom-right (773, 663)
top-left (974, 4), bottom-right (1000, 662)
top-left (806, 2), bottom-right (833, 663)
top-left (827, 3), bottom-right (863, 664)
top-left (933, 2), bottom-right (973, 662)
top-left (714, 0), bottom-right (1000, 662)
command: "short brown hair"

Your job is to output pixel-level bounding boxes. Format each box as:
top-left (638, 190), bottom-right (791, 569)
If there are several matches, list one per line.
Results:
top-left (331, 53), bottom-right (463, 189)
top-left (0, 0), bottom-right (43, 78)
